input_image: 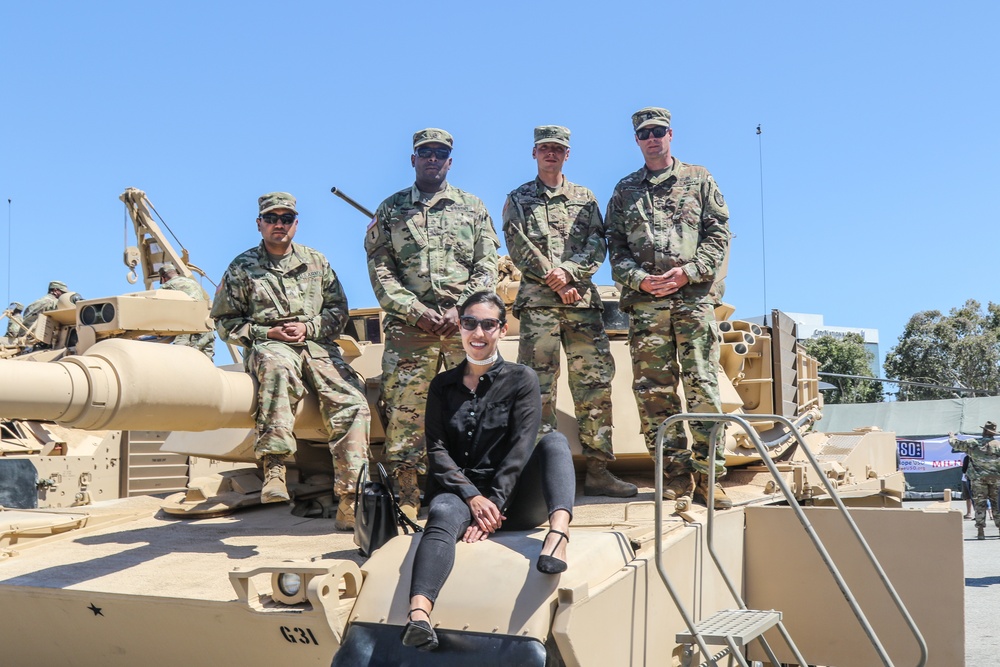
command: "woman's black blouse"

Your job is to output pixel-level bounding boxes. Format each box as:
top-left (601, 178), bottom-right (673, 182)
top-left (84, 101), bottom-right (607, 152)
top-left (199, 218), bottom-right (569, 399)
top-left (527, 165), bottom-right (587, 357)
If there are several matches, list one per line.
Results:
top-left (423, 356), bottom-right (542, 512)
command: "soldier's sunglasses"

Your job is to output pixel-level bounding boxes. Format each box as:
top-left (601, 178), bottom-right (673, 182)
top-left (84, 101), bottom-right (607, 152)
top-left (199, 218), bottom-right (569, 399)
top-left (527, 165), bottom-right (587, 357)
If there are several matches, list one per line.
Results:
top-left (636, 126), bottom-right (669, 140)
top-left (415, 147), bottom-right (452, 160)
top-left (260, 213), bottom-right (297, 225)
top-left (459, 316), bottom-right (504, 333)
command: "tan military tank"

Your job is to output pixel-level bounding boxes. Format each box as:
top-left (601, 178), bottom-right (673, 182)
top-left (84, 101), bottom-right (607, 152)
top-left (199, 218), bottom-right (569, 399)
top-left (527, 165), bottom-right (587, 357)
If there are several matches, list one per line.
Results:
top-left (0, 189), bottom-right (963, 666)
top-left (0, 188), bottom-right (246, 512)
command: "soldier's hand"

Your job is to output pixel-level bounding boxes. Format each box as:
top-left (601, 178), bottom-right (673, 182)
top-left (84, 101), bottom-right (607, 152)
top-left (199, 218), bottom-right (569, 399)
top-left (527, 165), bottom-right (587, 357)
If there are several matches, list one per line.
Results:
top-left (640, 275), bottom-right (672, 297)
top-left (416, 309), bottom-right (444, 334)
top-left (544, 267), bottom-right (572, 291)
top-left (558, 285), bottom-right (582, 304)
top-left (282, 321), bottom-right (307, 342)
top-left (660, 267), bottom-right (689, 295)
top-left (267, 323), bottom-right (306, 343)
top-left (434, 307), bottom-right (460, 337)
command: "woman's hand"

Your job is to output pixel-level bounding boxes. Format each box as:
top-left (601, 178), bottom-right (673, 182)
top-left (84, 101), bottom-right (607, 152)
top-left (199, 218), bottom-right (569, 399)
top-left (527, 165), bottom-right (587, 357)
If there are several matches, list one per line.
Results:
top-left (462, 524), bottom-right (490, 543)
top-left (467, 495), bottom-right (505, 534)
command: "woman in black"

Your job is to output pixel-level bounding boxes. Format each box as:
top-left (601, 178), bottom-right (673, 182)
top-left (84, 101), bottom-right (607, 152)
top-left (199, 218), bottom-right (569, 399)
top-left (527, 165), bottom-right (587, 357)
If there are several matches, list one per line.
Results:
top-left (401, 291), bottom-right (575, 651)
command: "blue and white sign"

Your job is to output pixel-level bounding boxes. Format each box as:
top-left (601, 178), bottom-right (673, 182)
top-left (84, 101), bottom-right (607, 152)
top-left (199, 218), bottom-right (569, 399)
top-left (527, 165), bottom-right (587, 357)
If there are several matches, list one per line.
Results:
top-left (896, 435), bottom-right (967, 474)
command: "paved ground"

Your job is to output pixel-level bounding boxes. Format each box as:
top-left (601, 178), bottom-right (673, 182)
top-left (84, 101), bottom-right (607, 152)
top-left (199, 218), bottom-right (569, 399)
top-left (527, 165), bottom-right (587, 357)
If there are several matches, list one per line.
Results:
top-left (906, 499), bottom-right (997, 666)
top-left (953, 501), bottom-right (1000, 666)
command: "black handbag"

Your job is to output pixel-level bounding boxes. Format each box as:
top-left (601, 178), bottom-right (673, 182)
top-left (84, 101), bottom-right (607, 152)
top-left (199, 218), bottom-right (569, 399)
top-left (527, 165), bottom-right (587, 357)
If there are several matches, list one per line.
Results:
top-left (354, 462), bottom-right (422, 557)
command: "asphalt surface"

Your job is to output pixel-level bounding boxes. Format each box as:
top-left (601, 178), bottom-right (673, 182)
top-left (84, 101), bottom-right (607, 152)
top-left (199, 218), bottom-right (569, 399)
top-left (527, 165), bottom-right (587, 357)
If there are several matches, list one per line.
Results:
top-left (952, 500), bottom-right (1000, 667)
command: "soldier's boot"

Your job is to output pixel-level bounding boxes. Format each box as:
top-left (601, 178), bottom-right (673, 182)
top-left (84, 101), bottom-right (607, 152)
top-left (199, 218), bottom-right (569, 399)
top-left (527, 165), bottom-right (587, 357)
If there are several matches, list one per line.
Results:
top-left (584, 459), bottom-right (638, 498)
top-left (260, 454), bottom-right (290, 504)
top-left (396, 469), bottom-right (421, 521)
top-left (662, 459), bottom-right (695, 500)
top-left (977, 526), bottom-right (985, 540)
top-left (334, 493), bottom-right (356, 531)
top-left (693, 473), bottom-right (733, 510)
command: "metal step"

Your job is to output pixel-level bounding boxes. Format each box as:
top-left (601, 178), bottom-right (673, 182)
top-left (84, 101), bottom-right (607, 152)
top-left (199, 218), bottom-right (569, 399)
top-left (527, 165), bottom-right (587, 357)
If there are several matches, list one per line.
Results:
top-left (676, 609), bottom-right (781, 647)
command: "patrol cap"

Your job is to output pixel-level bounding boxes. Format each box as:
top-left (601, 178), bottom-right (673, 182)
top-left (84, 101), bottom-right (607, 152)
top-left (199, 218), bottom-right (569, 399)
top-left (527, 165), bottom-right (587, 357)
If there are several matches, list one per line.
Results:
top-left (160, 261), bottom-right (177, 273)
top-left (7, 302), bottom-right (22, 312)
top-left (632, 107), bottom-right (672, 131)
top-left (258, 192), bottom-right (298, 215)
top-left (534, 125), bottom-right (570, 148)
top-left (413, 128), bottom-right (454, 149)
top-left (49, 280), bottom-right (69, 292)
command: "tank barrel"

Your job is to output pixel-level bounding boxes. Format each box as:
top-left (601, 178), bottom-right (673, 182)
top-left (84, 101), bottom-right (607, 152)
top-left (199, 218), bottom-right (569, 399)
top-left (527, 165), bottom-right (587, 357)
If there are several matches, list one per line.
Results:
top-left (0, 339), bottom-right (324, 432)
top-left (330, 187), bottom-right (375, 219)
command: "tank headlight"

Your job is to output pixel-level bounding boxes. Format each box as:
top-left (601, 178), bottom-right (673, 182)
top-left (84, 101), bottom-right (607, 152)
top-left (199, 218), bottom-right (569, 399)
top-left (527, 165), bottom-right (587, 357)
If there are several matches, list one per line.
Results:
top-left (277, 572), bottom-right (302, 598)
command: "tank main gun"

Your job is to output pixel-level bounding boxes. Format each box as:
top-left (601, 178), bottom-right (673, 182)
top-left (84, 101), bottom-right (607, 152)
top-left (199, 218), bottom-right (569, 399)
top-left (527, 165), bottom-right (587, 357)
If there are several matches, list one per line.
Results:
top-left (0, 338), bottom-right (325, 433)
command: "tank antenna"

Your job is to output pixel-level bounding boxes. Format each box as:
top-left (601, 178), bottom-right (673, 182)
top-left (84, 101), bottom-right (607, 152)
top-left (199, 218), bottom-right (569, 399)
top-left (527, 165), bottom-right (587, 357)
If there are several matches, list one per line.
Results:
top-left (756, 125), bottom-right (768, 326)
top-left (6, 198), bottom-right (10, 305)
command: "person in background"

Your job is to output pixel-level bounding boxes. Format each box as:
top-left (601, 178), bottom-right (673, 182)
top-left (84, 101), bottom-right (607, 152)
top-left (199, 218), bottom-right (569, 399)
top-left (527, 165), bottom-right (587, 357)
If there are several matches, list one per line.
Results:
top-left (950, 421), bottom-right (1000, 539)
top-left (21, 281), bottom-right (69, 331)
top-left (158, 261), bottom-right (215, 360)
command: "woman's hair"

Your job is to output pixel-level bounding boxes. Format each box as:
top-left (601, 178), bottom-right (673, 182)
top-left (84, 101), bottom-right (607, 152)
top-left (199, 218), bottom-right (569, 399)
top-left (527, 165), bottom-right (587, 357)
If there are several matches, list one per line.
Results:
top-left (458, 291), bottom-right (506, 321)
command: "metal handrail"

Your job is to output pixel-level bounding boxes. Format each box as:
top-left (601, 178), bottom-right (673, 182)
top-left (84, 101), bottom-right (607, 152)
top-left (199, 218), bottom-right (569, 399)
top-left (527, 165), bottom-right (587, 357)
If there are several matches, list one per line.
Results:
top-left (654, 412), bottom-right (928, 667)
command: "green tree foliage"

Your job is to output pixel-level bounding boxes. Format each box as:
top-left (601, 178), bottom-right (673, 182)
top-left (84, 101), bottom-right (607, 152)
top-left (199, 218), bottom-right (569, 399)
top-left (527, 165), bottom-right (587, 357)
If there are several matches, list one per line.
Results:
top-left (803, 333), bottom-right (883, 404)
top-left (884, 299), bottom-right (1000, 400)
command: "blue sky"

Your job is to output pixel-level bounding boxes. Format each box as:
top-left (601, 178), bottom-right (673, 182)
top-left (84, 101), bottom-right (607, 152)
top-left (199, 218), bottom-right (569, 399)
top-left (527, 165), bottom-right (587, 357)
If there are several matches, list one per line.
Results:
top-left (3, 1), bottom-right (998, 376)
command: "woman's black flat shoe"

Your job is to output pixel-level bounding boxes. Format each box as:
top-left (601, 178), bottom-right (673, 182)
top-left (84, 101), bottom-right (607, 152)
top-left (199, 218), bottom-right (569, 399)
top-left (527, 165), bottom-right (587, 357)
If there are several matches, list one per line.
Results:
top-left (401, 609), bottom-right (439, 651)
top-left (536, 529), bottom-right (569, 574)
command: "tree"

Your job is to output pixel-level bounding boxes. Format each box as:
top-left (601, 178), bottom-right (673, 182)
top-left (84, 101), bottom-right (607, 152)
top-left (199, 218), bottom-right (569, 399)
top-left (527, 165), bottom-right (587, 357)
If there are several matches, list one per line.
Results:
top-left (803, 333), bottom-right (883, 404)
top-left (884, 299), bottom-right (1000, 400)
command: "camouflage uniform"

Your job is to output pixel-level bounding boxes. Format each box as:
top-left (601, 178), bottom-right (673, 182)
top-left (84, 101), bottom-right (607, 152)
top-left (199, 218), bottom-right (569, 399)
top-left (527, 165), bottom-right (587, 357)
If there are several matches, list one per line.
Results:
top-left (606, 125), bottom-right (730, 476)
top-left (366, 183), bottom-right (500, 474)
top-left (212, 241), bottom-right (370, 496)
top-left (950, 433), bottom-right (1000, 530)
top-left (4, 302), bottom-right (25, 338)
top-left (21, 281), bottom-right (66, 331)
top-left (160, 274), bottom-right (215, 360)
top-left (503, 176), bottom-right (614, 458)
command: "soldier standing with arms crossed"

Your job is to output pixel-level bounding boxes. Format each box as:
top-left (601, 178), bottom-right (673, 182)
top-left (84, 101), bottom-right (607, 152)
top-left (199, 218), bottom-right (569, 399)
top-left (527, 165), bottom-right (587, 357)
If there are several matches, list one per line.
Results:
top-left (212, 192), bottom-right (370, 530)
top-left (606, 107), bottom-right (732, 508)
top-left (503, 125), bottom-right (635, 497)
top-left (366, 128), bottom-right (500, 519)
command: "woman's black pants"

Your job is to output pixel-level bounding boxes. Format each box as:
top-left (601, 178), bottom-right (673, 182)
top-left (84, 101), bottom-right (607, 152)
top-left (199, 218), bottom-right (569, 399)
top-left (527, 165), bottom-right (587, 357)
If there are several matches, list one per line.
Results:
top-left (408, 431), bottom-right (575, 603)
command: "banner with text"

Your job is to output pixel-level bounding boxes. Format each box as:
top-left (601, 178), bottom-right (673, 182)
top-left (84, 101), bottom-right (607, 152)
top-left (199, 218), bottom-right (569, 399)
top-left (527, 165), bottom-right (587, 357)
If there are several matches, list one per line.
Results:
top-left (896, 435), bottom-right (969, 474)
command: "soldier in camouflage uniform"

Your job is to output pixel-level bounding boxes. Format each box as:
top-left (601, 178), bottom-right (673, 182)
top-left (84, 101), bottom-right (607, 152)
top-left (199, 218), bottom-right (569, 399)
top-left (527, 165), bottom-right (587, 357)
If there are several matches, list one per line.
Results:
top-left (366, 128), bottom-right (500, 518)
top-left (21, 281), bottom-right (69, 331)
top-left (950, 421), bottom-right (1000, 540)
top-left (212, 192), bottom-right (370, 529)
top-left (606, 107), bottom-right (732, 509)
top-left (158, 262), bottom-right (215, 360)
top-left (4, 302), bottom-right (25, 338)
top-left (503, 125), bottom-right (635, 498)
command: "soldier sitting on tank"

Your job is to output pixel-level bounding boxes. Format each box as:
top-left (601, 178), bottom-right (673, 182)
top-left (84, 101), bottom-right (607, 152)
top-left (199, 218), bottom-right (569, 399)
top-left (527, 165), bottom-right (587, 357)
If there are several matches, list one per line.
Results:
top-left (211, 192), bottom-right (370, 531)
top-left (401, 291), bottom-right (574, 652)
top-left (21, 281), bottom-right (69, 332)
top-left (157, 261), bottom-right (215, 360)
top-left (3, 301), bottom-right (25, 338)
top-left (949, 421), bottom-right (1000, 540)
